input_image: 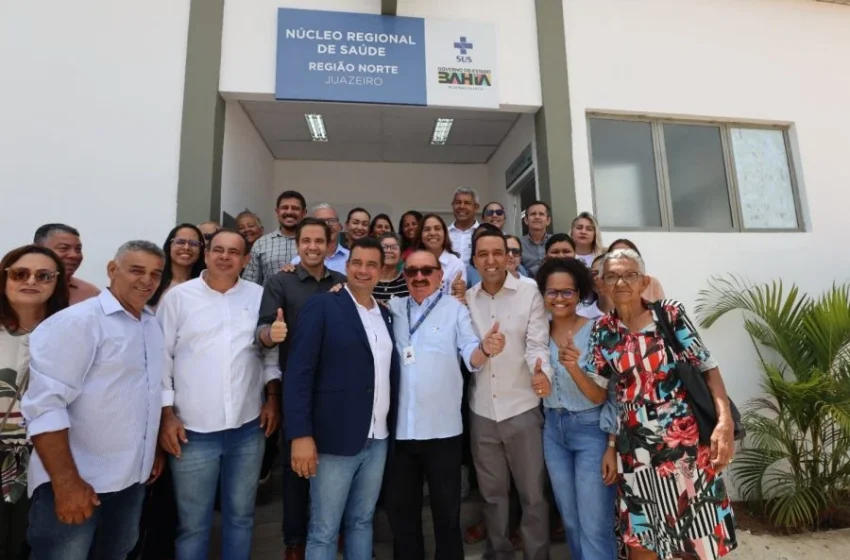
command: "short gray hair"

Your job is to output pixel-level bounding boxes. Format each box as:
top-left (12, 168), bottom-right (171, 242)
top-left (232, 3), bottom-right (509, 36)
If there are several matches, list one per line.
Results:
top-left (236, 210), bottom-right (262, 226)
top-left (379, 231), bottom-right (401, 245)
top-left (453, 186), bottom-right (479, 205)
top-left (114, 240), bottom-right (165, 262)
top-left (310, 202), bottom-right (338, 218)
top-left (601, 248), bottom-right (645, 274)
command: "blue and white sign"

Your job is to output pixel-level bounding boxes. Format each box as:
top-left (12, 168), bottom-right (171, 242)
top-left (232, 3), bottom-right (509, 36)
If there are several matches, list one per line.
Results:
top-left (275, 8), bottom-right (498, 109)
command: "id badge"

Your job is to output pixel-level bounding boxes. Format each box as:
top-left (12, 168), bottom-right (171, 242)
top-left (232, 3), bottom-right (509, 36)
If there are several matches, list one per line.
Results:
top-left (403, 345), bottom-right (416, 365)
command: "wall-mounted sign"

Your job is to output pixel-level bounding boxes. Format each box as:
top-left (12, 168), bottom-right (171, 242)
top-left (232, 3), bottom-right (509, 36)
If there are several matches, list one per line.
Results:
top-left (505, 143), bottom-right (534, 188)
top-left (275, 8), bottom-right (498, 109)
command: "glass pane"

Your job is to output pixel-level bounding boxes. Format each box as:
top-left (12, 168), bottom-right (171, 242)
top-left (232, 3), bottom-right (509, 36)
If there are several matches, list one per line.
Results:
top-left (589, 119), bottom-right (662, 228)
top-left (731, 128), bottom-right (798, 229)
top-left (663, 124), bottom-right (733, 230)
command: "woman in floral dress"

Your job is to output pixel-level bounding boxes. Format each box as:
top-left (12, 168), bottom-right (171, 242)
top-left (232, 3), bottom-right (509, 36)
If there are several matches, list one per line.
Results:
top-left (587, 249), bottom-right (737, 560)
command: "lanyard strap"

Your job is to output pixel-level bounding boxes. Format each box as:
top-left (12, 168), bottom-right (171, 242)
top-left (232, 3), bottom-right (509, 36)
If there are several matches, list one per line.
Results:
top-left (407, 292), bottom-right (443, 337)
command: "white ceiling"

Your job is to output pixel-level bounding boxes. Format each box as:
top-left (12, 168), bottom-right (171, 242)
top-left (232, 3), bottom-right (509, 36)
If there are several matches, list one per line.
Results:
top-left (241, 100), bottom-right (520, 164)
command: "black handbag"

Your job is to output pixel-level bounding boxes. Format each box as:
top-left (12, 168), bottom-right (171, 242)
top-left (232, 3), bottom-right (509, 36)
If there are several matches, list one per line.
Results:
top-left (652, 301), bottom-right (745, 446)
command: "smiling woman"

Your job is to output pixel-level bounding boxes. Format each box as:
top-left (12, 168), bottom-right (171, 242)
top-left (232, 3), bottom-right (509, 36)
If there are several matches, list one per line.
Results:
top-left (148, 224), bottom-right (206, 308)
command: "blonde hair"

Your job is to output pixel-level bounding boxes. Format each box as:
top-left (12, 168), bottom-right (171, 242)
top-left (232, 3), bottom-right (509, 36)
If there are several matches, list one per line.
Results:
top-left (571, 212), bottom-right (604, 255)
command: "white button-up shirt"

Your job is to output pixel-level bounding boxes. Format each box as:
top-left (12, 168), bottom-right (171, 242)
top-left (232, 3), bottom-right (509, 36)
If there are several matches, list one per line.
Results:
top-left (448, 220), bottom-right (479, 265)
top-left (23, 290), bottom-right (163, 495)
top-left (466, 272), bottom-right (552, 422)
top-left (389, 292), bottom-right (480, 440)
top-left (345, 286), bottom-right (393, 440)
top-left (439, 250), bottom-right (467, 296)
top-left (157, 274), bottom-right (280, 433)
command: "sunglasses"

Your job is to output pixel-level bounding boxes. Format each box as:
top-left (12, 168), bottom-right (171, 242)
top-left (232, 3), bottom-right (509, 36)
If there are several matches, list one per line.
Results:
top-left (5, 267), bottom-right (58, 284)
top-left (403, 266), bottom-right (439, 278)
top-left (172, 238), bottom-right (203, 249)
top-left (484, 209), bottom-right (505, 217)
top-left (203, 233), bottom-right (215, 241)
top-left (507, 248), bottom-right (522, 256)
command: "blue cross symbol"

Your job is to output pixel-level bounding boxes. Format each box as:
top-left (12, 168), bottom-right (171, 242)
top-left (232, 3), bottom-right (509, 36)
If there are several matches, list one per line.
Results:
top-left (454, 36), bottom-right (473, 55)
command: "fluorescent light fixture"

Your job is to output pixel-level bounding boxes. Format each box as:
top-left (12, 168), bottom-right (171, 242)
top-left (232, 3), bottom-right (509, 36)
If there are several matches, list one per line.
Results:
top-left (305, 114), bottom-right (328, 142)
top-left (430, 118), bottom-right (454, 145)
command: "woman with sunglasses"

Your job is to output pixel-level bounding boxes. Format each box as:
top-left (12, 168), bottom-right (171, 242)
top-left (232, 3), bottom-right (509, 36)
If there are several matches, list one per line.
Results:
top-left (505, 236), bottom-right (536, 286)
top-left (0, 245), bottom-right (69, 558)
top-left (374, 233), bottom-right (409, 302)
top-left (481, 201), bottom-right (506, 231)
top-left (148, 223), bottom-right (206, 308)
top-left (536, 257), bottom-right (618, 560)
top-left (414, 214), bottom-right (465, 295)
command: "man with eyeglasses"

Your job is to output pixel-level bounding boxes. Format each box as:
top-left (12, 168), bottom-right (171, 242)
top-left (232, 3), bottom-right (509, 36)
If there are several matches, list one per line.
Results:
top-left (448, 187), bottom-right (480, 265)
top-left (290, 203), bottom-right (349, 275)
top-left (256, 217), bottom-right (345, 560)
top-left (197, 221), bottom-right (221, 247)
top-left (34, 223), bottom-right (100, 305)
top-left (384, 249), bottom-right (503, 560)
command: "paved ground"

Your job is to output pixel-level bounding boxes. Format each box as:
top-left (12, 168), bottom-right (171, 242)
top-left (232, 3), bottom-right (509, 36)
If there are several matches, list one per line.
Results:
top-left (211, 465), bottom-right (850, 559)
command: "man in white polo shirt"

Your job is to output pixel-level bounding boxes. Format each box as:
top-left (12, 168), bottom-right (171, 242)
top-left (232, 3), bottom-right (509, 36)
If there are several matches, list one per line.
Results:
top-left (156, 229), bottom-right (284, 560)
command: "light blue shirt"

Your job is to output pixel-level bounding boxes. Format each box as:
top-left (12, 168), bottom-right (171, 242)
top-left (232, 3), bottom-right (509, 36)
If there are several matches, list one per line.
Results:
top-left (291, 245), bottom-right (349, 275)
top-left (23, 290), bottom-right (164, 496)
top-left (389, 292), bottom-right (481, 440)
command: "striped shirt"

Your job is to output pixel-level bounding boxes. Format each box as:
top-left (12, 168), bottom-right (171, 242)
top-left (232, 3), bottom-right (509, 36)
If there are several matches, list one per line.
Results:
top-left (373, 273), bottom-right (409, 302)
top-left (242, 230), bottom-right (298, 286)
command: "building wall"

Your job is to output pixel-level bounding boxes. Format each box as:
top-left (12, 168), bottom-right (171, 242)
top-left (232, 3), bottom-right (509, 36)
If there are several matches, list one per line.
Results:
top-left (221, 102), bottom-right (277, 229)
top-left (219, 0), bottom-right (542, 110)
top-left (486, 113), bottom-right (537, 234)
top-left (273, 160), bottom-right (490, 226)
top-left (0, 0), bottom-right (190, 287)
top-left (562, 0), bottom-right (850, 403)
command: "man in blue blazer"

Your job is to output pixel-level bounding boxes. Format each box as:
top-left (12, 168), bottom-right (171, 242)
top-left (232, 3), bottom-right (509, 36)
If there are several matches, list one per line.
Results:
top-left (284, 236), bottom-right (400, 560)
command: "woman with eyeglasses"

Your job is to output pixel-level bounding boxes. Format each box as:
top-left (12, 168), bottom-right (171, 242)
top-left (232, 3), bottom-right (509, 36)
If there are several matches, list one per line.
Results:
top-left (535, 257), bottom-right (617, 560)
top-left (414, 214), bottom-right (465, 295)
top-left (0, 245), bottom-right (69, 559)
top-left (148, 223), bottom-right (206, 308)
top-left (481, 201), bottom-right (506, 231)
top-left (606, 239), bottom-right (665, 302)
top-left (570, 212), bottom-right (605, 269)
top-left (587, 249), bottom-right (737, 560)
top-left (369, 213), bottom-right (395, 239)
top-left (374, 233), bottom-right (409, 302)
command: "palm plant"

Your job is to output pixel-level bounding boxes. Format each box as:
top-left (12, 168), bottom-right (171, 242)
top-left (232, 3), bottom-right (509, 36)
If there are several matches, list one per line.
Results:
top-left (696, 276), bottom-right (850, 531)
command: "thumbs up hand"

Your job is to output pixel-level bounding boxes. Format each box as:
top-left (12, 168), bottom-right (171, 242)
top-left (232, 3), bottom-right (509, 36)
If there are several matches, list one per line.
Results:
top-left (558, 331), bottom-right (581, 370)
top-left (481, 321), bottom-right (506, 357)
top-left (531, 357), bottom-right (551, 398)
top-left (451, 271), bottom-right (465, 298)
top-left (270, 308), bottom-right (288, 344)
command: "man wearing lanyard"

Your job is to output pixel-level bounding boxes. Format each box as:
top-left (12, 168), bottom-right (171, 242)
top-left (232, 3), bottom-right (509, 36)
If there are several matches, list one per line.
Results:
top-left (385, 250), bottom-right (505, 560)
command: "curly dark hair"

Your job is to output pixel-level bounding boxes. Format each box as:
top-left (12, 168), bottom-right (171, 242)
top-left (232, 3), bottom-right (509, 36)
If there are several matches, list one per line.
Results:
top-left (535, 257), bottom-right (594, 302)
top-left (0, 245), bottom-right (70, 331)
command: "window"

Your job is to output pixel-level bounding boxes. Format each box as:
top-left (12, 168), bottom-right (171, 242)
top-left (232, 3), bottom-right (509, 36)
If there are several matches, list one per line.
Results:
top-left (588, 116), bottom-right (802, 232)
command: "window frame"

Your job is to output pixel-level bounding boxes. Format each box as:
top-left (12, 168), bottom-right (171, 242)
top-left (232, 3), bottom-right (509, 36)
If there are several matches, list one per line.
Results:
top-left (586, 113), bottom-right (804, 233)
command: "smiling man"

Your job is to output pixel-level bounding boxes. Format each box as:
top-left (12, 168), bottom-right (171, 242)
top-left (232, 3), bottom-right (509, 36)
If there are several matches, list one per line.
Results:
top-left (385, 249), bottom-right (503, 560)
top-left (285, 237), bottom-right (399, 560)
top-left (236, 211), bottom-right (265, 251)
top-left (23, 240), bottom-right (166, 560)
top-left (244, 191), bottom-right (307, 286)
top-left (34, 223), bottom-right (100, 305)
top-left (448, 187), bottom-right (480, 265)
top-left (290, 203), bottom-right (349, 275)
top-left (157, 229), bottom-right (281, 560)
top-left (256, 217), bottom-right (345, 560)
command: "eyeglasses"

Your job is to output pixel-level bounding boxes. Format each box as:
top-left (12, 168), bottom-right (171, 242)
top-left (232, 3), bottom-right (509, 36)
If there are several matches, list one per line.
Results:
top-left (507, 248), bottom-right (522, 256)
top-left (172, 238), bottom-right (203, 249)
top-left (403, 266), bottom-right (439, 278)
top-left (203, 233), bottom-right (214, 241)
top-left (601, 272), bottom-right (642, 286)
top-left (5, 267), bottom-right (58, 284)
top-left (321, 218), bottom-right (340, 226)
top-left (484, 209), bottom-right (505, 217)
top-left (544, 288), bottom-right (577, 300)
top-left (382, 244), bottom-right (400, 252)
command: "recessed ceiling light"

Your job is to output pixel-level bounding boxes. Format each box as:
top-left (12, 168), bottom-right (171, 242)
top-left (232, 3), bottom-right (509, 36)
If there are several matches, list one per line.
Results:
top-left (430, 118), bottom-right (454, 145)
top-left (305, 114), bottom-right (328, 142)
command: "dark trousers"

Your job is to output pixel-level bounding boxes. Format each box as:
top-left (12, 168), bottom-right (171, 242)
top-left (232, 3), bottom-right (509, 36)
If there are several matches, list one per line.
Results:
top-left (0, 495), bottom-right (30, 560)
top-left (281, 437), bottom-right (311, 546)
top-left (131, 468), bottom-right (178, 560)
top-left (386, 436), bottom-right (464, 560)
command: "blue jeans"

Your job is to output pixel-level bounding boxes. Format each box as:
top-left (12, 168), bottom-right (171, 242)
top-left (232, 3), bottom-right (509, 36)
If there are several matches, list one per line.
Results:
top-left (306, 438), bottom-right (388, 560)
top-left (169, 417), bottom-right (264, 560)
top-left (543, 407), bottom-right (617, 560)
top-left (27, 482), bottom-right (145, 560)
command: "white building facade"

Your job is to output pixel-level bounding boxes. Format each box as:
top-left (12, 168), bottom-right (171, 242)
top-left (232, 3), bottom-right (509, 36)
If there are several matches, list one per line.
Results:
top-left (2, 0), bottom-right (850, 407)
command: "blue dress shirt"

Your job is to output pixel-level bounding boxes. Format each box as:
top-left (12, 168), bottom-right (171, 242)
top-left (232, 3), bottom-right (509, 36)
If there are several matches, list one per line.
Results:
top-left (291, 245), bottom-right (349, 275)
top-left (388, 293), bottom-right (481, 440)
top-left (23, 290), bottom-right (164, 496)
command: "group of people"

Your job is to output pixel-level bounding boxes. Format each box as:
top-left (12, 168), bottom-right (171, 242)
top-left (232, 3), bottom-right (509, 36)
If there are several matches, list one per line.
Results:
top-left (0, 186), bottom-right (739, 560)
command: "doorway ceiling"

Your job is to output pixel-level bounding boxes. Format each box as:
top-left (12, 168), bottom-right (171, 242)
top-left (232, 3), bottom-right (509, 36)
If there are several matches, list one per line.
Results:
top-left (240, 100), bottom-right (521, 164)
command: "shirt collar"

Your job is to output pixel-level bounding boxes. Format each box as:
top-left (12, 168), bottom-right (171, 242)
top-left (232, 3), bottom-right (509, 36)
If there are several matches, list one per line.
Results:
top-left (97, 288), bottom-right (155, 318)
top-left (330, 245), bottom-right (350, 259)
top-left (200, 270), bottom-right (243, 295)
top-left (410, 289), bottom-right (442, 309)
top-left (470, 271), bottom-right (516, 298)
top-left (344, 285), bottom-right (380, 313)
top-left (295, 263), bottom-right (331, 281)
top-left (525, 232), bottom-right (551, 246)
top-left (449, 220), bottom-right (479, 233)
